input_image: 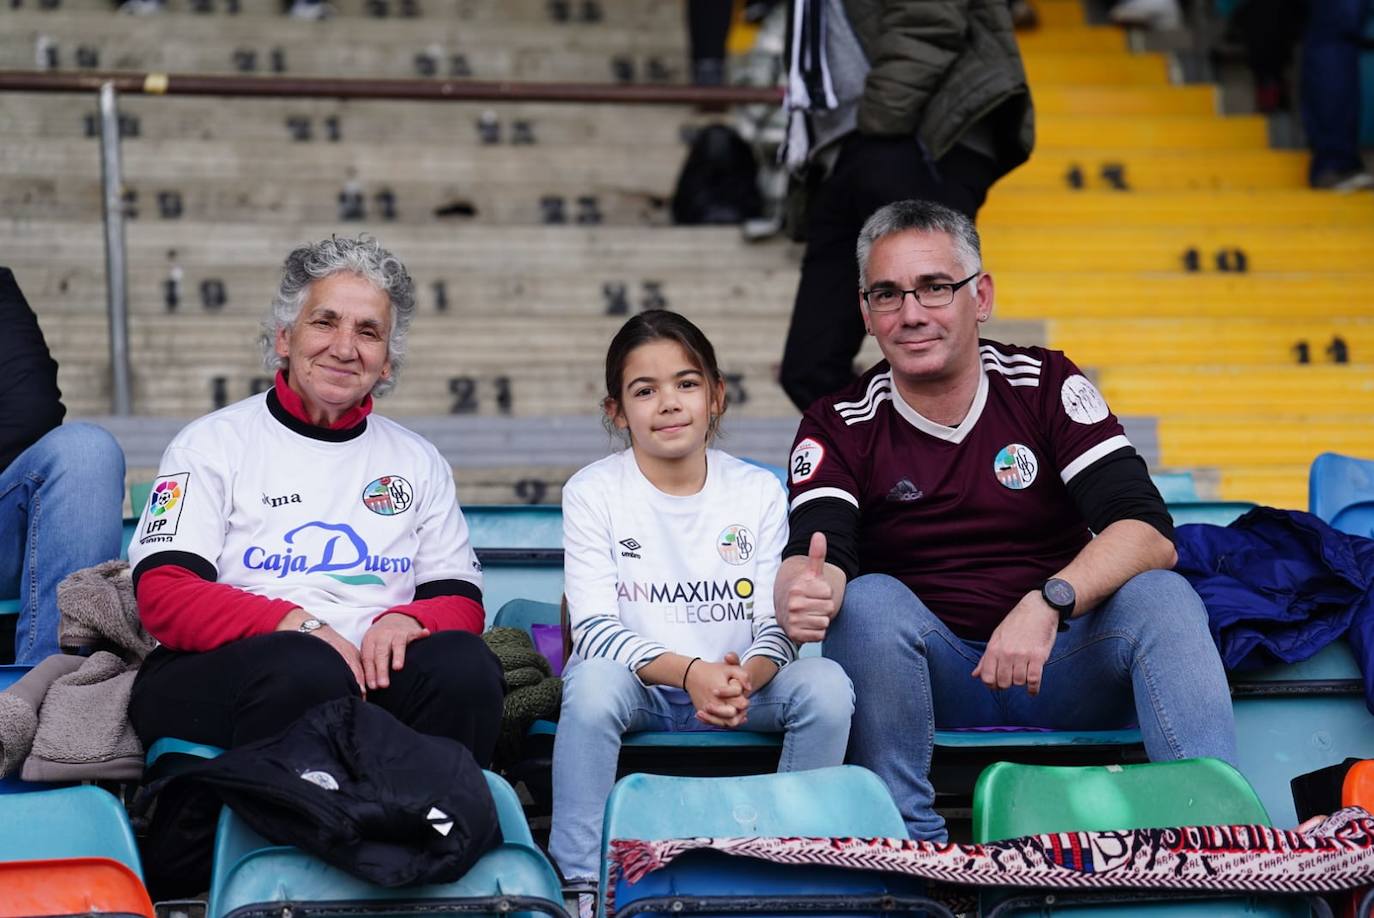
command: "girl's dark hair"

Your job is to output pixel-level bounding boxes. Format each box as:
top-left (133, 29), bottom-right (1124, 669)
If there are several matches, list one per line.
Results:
top-left (603, 309), bottom-right (727, 437)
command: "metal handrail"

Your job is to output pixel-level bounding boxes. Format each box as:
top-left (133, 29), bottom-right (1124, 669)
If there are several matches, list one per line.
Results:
top-left (0, 70), bottom-right (784, 413)
top-left (0, 70), bottom-right (783, 104)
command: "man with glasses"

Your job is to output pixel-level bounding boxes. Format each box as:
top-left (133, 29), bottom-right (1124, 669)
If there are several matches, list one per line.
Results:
top-left (772, 200), bottom-right (1236, 841)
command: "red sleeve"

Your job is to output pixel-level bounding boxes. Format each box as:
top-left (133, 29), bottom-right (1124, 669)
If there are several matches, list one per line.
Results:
top-left (374, 595), bottom-right (485, 635)
top-left (137, 564), bottom-right (300, 652)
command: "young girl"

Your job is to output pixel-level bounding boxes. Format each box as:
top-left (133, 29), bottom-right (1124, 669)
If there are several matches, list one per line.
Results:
top-left (549, 309), bottom-right (855, 883)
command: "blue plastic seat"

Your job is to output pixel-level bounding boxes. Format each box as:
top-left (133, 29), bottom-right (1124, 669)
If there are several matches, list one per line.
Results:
top-left (466, 506), bottom-right (564, 618)
top-left (1309, 452), bottom-right (1374, 537)
top-left (1168, 500), bottom-right (1258, 526)
top-left (208, 770), bottom-right (567, 918)
top-left (600, 766), bottom-right (948, 918)
top-left (0, 785), bottom-right (144, 876)
top-left (739, 457), bottom-right (788, 487)
top-left (1149, 471), bottom-right (1197, 503)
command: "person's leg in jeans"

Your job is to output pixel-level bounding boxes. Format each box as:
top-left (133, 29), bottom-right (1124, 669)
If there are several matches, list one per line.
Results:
top-left (779, 137), bottom-right (996, 412)
top-left (549, 658), bottom-right (676, 881)
top-left (822, 573), bottom-right (1004, 841)
top-left (1300, 0), bottom-right (1371, 186)
top-left (736, 655), bottom-right (854, 771)
top-left (0, 422), bottom-right (124, 665)
top-left (367, 629), bottom-right (505, 767)
top-left (1003, 569), bottom-right (1238, 764)
top-left (128, 631), bottom-right (362, 749)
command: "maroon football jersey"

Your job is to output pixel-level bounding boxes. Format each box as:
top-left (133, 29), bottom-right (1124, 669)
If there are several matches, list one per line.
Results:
top-left (788, 340), bottom-right (1133, 640)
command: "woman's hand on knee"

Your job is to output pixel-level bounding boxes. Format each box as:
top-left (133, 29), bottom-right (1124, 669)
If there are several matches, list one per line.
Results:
top-left (360, 613), bottom-right (431, 691)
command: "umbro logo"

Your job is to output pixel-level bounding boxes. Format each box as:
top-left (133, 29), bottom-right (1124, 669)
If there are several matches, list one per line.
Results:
top-left (886, 479), bottom-right (924, 502)
top-left (619, 537), bottom-right (642, 559)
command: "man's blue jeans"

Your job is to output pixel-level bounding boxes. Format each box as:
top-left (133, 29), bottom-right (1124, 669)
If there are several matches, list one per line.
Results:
top-left (824, 570), bottom-right (1238, 841)
top-left (0, 423), bottom-right (125, 665)
top-left (549, 655), bottom-right (854, 880)
top-left (1300, 0), bottom-right (1371, 181)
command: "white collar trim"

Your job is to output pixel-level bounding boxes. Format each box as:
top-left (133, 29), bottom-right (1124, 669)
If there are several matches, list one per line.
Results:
top-left (889, 370), bottom-right (988, 444)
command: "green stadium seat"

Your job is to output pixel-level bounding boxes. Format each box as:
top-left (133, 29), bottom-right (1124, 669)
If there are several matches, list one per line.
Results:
top-left (972, 759), bottom-right (1307, 916)
top-left (466, 506), bottom-right (564, 618)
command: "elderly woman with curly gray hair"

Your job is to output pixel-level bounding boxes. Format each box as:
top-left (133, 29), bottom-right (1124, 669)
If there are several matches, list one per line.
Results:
top-left (128, 235), bottom-right (503, 769)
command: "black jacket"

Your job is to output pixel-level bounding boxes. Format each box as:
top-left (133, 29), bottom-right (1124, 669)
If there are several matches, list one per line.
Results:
top-left (142, 697), bottom-right (502, 894)
top-left (0, 267), bottom-right (64, 473)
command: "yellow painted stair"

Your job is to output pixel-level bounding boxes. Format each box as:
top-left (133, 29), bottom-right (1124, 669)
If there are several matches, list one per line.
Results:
top-left (1001, 0), bottom-right (1374, 509)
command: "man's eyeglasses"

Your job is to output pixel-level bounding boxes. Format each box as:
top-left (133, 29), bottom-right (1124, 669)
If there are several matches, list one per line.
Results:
top-left (861, 272), bottom-right (980, 313)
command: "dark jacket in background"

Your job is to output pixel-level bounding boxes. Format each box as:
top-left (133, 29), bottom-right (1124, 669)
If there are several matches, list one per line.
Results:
top-left (0, 267), bottom-right (65, 473)
top-left (1174, 507), bottom-right (1374, 713)
top-left (842, 0), bottom-right (1035, 177)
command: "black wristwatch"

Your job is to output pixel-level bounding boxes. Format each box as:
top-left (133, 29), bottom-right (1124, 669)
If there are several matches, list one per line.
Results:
top-left (1041, 578), bottom-right (1076, 631)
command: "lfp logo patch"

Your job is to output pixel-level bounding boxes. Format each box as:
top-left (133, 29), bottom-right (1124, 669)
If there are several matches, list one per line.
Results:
top-left (994, 444), bottom-right (1038, 490)
top-left (141, 473), bottom-right (190, 543)
top-left (717, 524), bottom-right (755, 566)
top-left (362, 476), bottom-right (413, 516)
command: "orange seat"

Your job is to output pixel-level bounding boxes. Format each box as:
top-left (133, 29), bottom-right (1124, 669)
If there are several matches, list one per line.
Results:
top-left (1342, 760), bottom-right (1374, 809)
top-left (0, 857), bottom-right (154, 918)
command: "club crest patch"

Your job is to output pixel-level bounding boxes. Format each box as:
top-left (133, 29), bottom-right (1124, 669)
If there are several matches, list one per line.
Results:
top-left (790, 438), bottom-right (824, 484)
top-left (994, 444), bottom-right (1039, 490)
top-left (1061, 374), bottom-right (1110, 425)
top-left (362, 476), bottom-right (413, 516)
top-left (717, 524), bottom-right (755, 565)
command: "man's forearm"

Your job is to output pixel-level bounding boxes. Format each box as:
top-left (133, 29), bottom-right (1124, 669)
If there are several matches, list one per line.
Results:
top-left (1055, 519), bottom-right (1177, 618)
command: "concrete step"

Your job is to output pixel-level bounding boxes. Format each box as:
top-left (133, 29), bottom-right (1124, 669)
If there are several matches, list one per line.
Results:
top-left (1024, 52), bottom-right (1171, 86)
top-left (0, 93), bottom-right (714, 145)
top-left (1035, 115), bottom-right (1269, 149)
top-left (1049, 319), bottom-right (1374, 367)
top-left (3, 221), bottom-right (1370, 276)
top-left (1160, 418), bottom-right (1374, 469)
top-left (1100, 366), bottom-right (1374, 414)
top-left (1218, 465), bottom-right (1309, 509)
top-left (3, 0), bottom-right (680, 26)
top-left (1004, 148), bottom-right (1308, 191)
top-left (1032, 84), bottom-right (1217, 116)
top-left (982, 190), bottom-right (1374, 228)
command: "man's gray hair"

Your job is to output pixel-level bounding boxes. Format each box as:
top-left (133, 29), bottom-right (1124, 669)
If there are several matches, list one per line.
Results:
top-left (856, 200), bottom-right (983, 287)
top-left (259, 235), bottom-right (416, 397)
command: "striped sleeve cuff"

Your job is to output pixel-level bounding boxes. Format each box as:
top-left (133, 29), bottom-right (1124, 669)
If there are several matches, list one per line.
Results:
top-left (743, 621), bottom-right (798, 667)
top-left (573, 614), bottom-right (668, 671)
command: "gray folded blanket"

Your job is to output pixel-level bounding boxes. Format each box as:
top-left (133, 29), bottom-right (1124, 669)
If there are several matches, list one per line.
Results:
top-left (0, 654), bottom-right (84, 777)
top-left (58, 560), bottom-right (154, 663)
top-left (21, 651), bottom-right (144, 782)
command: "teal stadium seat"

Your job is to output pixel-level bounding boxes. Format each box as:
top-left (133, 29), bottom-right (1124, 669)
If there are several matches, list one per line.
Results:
top-left (1149, 471), bottom-right (1197, 502)
top-left (1168, 500), bottom-right (1259, 526)
top-left (465, 505), bottom-right (564, 619)
top-left (0, 664), bottom-right (67, 794)
top-left (599, 767), bottom-right (949, 918)
top-left (972, 759), bottom-right (1310, 917)
top-left (1309, 451), bottom-right (1374, 537)
top-left (208, 770), bottom-right (567, 918)
top-left (0, 785), bottom-right (153, 917)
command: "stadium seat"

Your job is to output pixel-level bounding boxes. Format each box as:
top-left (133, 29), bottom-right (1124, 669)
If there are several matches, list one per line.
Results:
top-left (1309, 452), bottom-right (1374, 538)
top-left (1150, 471), bottom-right (1197, 502)
top-left (972, 759), bottom-right (1308, 916)
top-left (466, 506), bottom-right (564, 618)
top-left (1343, 759), bottom-right (1374, 809)
top-left (600, 766), bottom-right (946, 918)
top-left (1167, 500), bottom-right (1258, 526)
top-left (208, 770), bottom-right (567, 918)
top-left (0, 784), bottom-right (153, 917)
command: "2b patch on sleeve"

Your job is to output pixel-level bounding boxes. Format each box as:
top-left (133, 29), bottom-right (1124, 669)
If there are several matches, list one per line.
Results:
top-left (790, 438), bottom-right (825, 484)
top-left (140, 473), bottom-right (190, 543)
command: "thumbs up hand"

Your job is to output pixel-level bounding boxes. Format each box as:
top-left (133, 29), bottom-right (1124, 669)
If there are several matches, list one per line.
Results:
top-left (782, 532), bottom-right (835, 644)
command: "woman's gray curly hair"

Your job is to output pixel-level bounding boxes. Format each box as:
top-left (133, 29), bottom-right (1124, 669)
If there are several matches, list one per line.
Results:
top-left (259, 235), bottom-right (416, 397)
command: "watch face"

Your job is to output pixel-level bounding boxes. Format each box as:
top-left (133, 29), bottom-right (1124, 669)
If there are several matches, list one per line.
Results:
top-left (299, 618), bottom-right (323, 633)
top-left (1044, 578), bottom-right (1075, 611)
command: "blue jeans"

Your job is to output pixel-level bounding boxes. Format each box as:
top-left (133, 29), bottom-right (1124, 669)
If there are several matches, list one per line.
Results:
top-left (549, 655), bottom-right (854, 879)
top-left (825, 570), bottom-right (1238, 841)
top-left (0, 423), bottom-right (125, 665)
top-left (1300, 0), bottom-right (1371, 181)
